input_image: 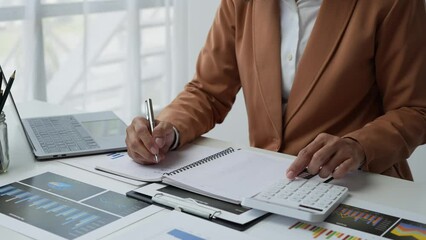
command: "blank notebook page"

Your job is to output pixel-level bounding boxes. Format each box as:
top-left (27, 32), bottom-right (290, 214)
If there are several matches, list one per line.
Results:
top-left (162, 149), bottom-right (293, 204)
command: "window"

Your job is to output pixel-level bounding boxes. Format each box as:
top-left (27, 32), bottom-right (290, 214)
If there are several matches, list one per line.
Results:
top-left (0, 0), bottom-right (187, 122)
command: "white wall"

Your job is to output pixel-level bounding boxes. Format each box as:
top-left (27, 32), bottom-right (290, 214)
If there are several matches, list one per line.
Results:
top-left (184, 1), bottom-right (426, 182)
top-left (186, 0), bottom-right (249, 147)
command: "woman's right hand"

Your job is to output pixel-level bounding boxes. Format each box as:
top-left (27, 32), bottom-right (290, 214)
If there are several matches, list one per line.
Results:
top-left (125, 116), bottom-right (176, 164)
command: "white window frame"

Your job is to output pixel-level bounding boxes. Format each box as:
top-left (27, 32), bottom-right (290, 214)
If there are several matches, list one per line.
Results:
top-left (0, 0), bottom-right (189, 120)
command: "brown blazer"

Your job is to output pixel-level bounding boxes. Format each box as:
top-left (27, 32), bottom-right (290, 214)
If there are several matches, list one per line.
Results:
top-left (158, 0), bottom-right (426, 180)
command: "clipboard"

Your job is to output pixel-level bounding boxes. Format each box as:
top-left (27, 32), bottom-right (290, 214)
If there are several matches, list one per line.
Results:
top-left (126, 183), bottom-right (269, 231)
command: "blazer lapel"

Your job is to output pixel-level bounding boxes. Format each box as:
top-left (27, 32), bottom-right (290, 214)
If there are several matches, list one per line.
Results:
top-left (284, 0), bottom-right (357, 127)
top-left (253, 0), bottom-right (283, 138)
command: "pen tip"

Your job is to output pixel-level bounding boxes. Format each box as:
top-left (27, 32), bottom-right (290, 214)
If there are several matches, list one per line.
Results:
top-left (12, 71), bottom-right (16, 78)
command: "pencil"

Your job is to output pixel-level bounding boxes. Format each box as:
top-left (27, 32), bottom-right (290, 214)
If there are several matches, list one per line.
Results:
top-left (0, 65), bottom-right (4, 96)
top-left (0, 66), bottom-right (3, 92)
top-left (0, 70), bottom-right (15, 113)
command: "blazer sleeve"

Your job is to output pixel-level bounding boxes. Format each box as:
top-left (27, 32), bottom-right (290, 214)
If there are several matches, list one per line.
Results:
top-left (344, 0), bottom-right (426, 173)
top-left (157, 0), bottom-right (241, 146)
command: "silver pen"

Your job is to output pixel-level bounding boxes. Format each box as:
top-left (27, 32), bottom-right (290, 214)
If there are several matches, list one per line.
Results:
top-left (145, 98), bottom-right (159, 163)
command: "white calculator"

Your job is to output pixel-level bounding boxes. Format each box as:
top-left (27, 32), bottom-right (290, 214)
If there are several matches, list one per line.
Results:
top-left (241, 178), bottom-right (348, 222)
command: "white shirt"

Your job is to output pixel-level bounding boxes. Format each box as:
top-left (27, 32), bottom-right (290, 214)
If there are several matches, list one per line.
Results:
top-left (280, 0), bottom-right (323, 103)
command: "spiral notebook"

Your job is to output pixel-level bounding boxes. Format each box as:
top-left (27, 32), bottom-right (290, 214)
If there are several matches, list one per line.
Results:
top-left (95, 144), bottom-right (220, 182)
top-left (96, 144), bottom-right (292, 204)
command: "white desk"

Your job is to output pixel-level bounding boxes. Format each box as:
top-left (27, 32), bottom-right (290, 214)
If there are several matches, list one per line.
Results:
top-left (1, 101), bottom-right (425, 239)
top-left (0, 101), bottom-right (155, 239)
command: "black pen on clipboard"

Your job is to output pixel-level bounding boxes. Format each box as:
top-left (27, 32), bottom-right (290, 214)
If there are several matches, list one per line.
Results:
top-left (145, 98), bottom-right (159, 163)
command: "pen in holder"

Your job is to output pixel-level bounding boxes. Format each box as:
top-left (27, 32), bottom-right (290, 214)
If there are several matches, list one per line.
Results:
top-left (0, 68), bottom-right (16, 173)
top-left (0, 111), bottom-right (9, 173)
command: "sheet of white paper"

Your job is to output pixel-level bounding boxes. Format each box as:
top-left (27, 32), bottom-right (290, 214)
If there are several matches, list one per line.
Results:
top-left (0, 206), bottom-right (162, 240)
top-left (0, 166), bottom-right (163, 240)
top-left (59, 153), bottom-right (144, 186)
top-left (108, 210), bottom-right (260, 240)
top-left (247, 196), bottom-right (426, 240)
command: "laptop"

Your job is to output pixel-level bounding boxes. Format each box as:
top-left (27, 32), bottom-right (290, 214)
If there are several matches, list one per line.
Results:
top-left (1, 67), bottom-right (127, 160)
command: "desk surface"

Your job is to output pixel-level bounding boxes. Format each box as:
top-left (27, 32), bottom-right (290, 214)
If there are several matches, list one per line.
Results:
top-left (1, 100), bottom-right (425, 239)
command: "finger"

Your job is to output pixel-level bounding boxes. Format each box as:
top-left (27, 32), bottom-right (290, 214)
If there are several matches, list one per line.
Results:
top-left (128, 150), bottom-right (157, 165)
top-left (158, 134), bottom-right (174, 154)
top-left (307, 143), bottom-right (337, 175)
top-left (332, 158), bottom-right (360, 179)
top-left (329, 139), bottom-right (365, 179)
top-left (133, 117), bottom-right (159, 155)
top-left (318, 152), bottom-right (347, 178)
top-left (287, 142), bottom-right (322, 179)
top-left (126, 119), bottom-right (159, 163)
top-left (152, 121), bottom-right (175, 150)
top-left (287, 146), bottom-right (313, 179)
top-left (127, 133), bottom-right (160, 164)
top-left (286, 150), bottom-right (310, 179)
top-left (126, 124), bottom-right (146, 155)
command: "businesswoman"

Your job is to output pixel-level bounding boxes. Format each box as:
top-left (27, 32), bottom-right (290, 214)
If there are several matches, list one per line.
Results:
top-left (126, 0), bottom-right (426, 181)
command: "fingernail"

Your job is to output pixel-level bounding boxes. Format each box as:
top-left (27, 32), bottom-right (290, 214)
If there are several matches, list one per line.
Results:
top-left (150, 147), bottom-right (158, 155)
top-left (155, 138), bottom-right (165, 147)
top-left (323, 169), bottom-right (331, 176)
top-left (286, 171), bottom-right (294, 179)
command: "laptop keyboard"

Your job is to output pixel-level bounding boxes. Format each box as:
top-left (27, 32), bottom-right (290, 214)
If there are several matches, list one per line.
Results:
top-left (27, 116), bottom-right (100, 154)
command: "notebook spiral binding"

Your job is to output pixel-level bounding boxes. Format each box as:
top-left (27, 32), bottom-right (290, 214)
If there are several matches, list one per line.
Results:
top-left (165, 147), bottom-right (235, 176)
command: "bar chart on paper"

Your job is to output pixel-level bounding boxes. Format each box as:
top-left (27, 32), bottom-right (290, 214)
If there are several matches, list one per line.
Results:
top-left (0, 172), bottom-right (150, 240)
top-left (0, 182), bottom-right (119, 239)
top-left (159, 229), bottom-right (207, 240)
top-left (288, 221), bottom-right (364, 240)
top-left (325, 204), bottom-right (399, 236)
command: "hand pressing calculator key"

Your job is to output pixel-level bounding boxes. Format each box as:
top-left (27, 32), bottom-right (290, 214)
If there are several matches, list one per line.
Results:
top-left (241, 178), bottom-right (348, 222)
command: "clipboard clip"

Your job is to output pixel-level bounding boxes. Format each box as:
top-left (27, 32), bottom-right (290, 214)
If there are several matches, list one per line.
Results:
top-left (152, 193), bottom-right (221, 219)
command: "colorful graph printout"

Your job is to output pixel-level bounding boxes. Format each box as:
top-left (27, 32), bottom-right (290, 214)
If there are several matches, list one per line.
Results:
top-left (0, 172), bottom-right (149, 239)
top-left (384, 219), bottom-right (426, 240)
top-left (325, 204), bottom-right (399, 236)
top-left (289, 221), bottom-right (363, 239)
